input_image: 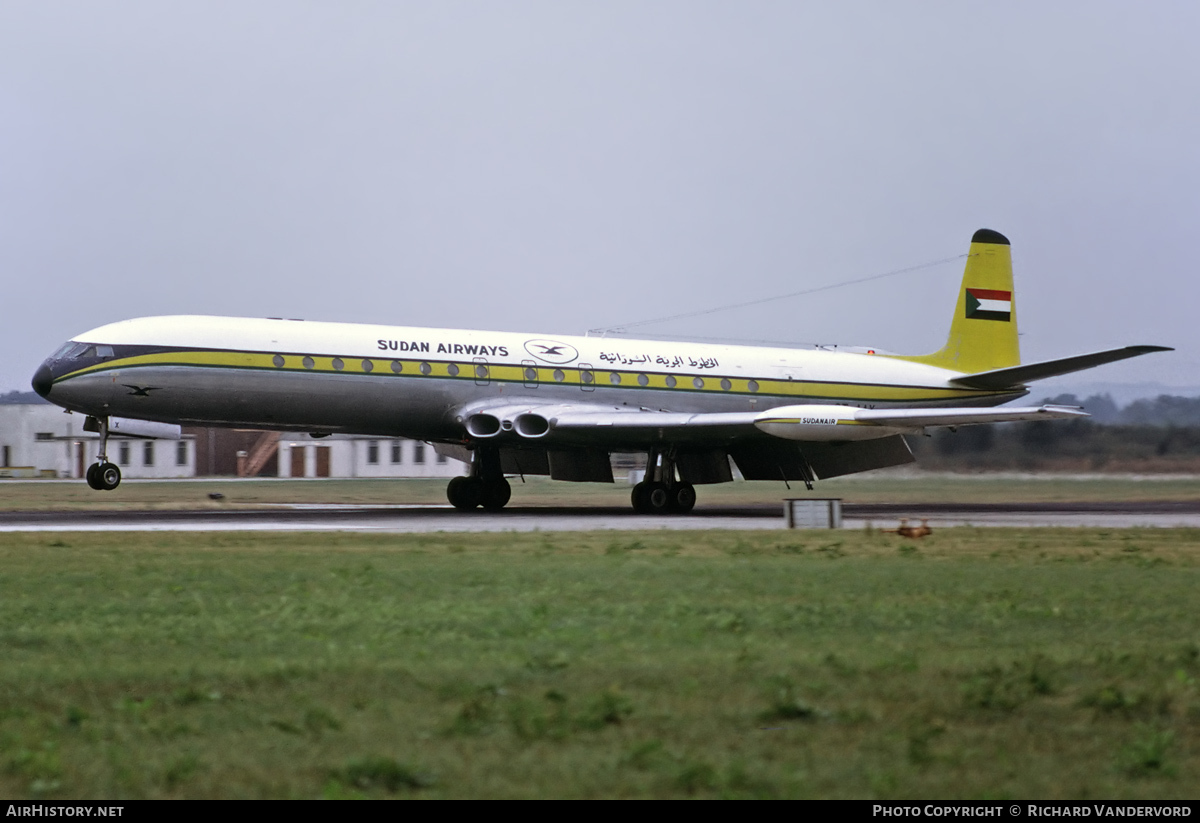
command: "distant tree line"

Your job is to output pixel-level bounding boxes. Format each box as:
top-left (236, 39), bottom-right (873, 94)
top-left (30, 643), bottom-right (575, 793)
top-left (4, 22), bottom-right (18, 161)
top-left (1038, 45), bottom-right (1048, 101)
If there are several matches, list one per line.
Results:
top-left (1045, 394), bottom-right (1200, 427)
top-left (911, 414), bottom-right (1200, 472)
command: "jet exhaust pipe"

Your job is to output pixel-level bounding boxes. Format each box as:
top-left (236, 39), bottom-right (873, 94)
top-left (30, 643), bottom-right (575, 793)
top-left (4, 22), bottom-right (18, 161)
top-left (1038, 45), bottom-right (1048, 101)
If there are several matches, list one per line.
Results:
top-left (465, 413), bottom-right (502, 438)
top-left (513, 413), bottom-right (550, 439)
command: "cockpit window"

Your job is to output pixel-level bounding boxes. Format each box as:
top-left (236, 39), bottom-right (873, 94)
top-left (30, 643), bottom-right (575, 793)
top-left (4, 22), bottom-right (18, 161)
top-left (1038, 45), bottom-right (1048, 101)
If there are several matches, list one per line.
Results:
top-left (56, 343), bottom-right (114, 360)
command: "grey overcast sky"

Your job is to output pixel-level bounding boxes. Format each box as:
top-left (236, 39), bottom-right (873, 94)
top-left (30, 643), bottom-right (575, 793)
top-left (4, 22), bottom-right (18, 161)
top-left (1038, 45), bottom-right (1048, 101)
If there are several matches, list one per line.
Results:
top-left (2, 1), bottom-right (1196, 394)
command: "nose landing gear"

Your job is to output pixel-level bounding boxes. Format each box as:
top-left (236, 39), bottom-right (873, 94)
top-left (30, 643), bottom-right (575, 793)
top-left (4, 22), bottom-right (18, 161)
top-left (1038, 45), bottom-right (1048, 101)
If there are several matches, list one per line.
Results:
top-left (83, 416), bottom-right (122, 491)
top-left (630, 447), bottom-right (695, 514)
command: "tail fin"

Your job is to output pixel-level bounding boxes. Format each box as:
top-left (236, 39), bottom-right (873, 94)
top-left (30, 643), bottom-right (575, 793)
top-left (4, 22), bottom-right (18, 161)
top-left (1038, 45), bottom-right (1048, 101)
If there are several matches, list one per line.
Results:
top-left (900, 228), bottom-right (1020, 374)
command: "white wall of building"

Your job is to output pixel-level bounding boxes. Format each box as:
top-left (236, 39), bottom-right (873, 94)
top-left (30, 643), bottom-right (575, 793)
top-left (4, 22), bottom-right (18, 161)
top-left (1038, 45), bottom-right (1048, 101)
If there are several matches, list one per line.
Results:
top-left (277, 435), bottom-right (467, 479)
top-left (0, 404), bottom-right (194, 478)
top-left (2, 403), bottom-right (466, 480)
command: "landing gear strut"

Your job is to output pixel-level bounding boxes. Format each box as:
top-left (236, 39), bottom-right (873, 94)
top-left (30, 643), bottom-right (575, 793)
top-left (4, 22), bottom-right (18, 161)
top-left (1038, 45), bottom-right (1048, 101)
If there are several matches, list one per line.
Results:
top-left (630, 447), bottom-right (695, 515)
top-left (83, 416), bottom-right (122, 491)
top-left (446, 446), bottom-right (511, 511)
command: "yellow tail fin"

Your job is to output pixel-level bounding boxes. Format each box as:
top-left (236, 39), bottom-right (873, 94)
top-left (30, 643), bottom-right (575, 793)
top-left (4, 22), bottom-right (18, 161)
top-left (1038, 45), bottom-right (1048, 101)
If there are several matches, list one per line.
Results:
top-left (899, 228), bottom-right (1020, 373)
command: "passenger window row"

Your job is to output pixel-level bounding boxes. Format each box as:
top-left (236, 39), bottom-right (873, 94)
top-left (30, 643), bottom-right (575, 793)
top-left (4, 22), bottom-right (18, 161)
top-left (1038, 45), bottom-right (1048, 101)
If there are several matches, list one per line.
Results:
top-left (271, 355), bottom-right (759, 392)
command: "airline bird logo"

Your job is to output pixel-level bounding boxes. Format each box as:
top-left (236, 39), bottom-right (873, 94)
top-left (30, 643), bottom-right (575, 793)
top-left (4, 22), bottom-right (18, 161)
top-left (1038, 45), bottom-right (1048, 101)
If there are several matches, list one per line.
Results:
top-left (123, 385), bottom-right (163, 396)
top-left (523, 339), bottom-right (580, 364)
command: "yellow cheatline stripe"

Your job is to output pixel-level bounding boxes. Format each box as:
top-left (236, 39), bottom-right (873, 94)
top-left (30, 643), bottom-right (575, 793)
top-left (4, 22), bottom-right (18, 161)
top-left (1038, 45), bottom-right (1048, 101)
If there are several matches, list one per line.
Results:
top-left (57, 348), bottom-right (1010, 404)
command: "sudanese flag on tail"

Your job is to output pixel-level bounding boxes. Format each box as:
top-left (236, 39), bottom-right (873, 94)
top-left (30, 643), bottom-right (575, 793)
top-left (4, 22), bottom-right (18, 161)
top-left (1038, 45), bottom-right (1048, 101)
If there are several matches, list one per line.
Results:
top-left (965, 288), bottom-right (1012, 322)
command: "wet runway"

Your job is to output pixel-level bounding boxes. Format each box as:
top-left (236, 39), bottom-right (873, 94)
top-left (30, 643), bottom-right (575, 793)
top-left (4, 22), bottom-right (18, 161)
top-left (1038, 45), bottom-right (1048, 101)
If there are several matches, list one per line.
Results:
top-left (2, 501), bottom-right (1198, 532)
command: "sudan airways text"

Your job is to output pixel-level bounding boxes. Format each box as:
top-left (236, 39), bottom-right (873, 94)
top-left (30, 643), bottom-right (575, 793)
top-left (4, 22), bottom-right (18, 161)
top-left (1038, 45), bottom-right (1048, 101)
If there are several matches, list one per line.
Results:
top-left (377, 340), bottom-right (510, 357)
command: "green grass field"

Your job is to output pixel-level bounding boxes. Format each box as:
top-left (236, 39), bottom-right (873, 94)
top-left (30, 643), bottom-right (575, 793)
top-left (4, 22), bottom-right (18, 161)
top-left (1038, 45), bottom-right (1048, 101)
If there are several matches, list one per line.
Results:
top-left (1, 473), bottom-right (1197, 511)
top-left (0, 527), bottom-right (1197, 798)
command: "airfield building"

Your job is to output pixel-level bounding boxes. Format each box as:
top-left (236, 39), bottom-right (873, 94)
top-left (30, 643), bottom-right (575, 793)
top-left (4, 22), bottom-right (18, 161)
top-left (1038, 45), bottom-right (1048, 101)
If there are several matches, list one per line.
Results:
top-left (0, 392), bottom-right (465, 480)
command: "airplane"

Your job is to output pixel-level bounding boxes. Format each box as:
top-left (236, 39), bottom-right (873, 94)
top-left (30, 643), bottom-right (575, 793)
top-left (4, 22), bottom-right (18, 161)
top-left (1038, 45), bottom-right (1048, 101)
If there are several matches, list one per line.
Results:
top-left (30, 229), bottom-right (1170, 513)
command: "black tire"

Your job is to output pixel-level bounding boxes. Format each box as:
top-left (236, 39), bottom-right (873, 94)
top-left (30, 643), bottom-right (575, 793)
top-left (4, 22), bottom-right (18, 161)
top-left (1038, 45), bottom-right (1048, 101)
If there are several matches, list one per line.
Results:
top-left (98, 462), bottom-right (121, 491)
top-left (631, 482), bottom-right (650, 513)
top-left (670, 483), bottom-right (697, 514)
top-left (480, 478), bottom-right (512, 511)
top-left (85, 463), bottom-right (102, 490)
top-left (645, 482), bottom-right (671, 514)
top-left (447, 476), bottom-right (481, 510)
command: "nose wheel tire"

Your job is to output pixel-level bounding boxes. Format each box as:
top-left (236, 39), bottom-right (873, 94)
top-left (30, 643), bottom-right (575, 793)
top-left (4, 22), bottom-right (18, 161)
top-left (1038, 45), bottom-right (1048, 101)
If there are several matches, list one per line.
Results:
top-left (86, 462), bottom-right (121, 491)
top-left (99, 463), bottom-right (121, 490)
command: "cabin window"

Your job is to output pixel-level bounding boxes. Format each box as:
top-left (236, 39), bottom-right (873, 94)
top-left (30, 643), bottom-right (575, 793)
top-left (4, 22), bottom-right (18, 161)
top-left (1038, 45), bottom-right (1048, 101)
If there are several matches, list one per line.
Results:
top-left (143, 441), bottom-right (155, 467)
top-left (272, 355), bottom-right (285, 368)
top-left (391, 360), bottom-right (403, 373)
top-left (391, 441), bottom-right (402, 463)
top-left (747, 380), bottom-right (760, 393)
top-left (720, 378), bottom-right (732, 391)
top-left (367, 441), bottom-right (379, 464)
top-left (447, 363), bottom-right (460, 377)
top-left (553, 369), bottom-right (565, 382)
top-left (302, 357), bottom-right (315, 370)
top-left (332, 358), bottom-right (344, 371)
top-left (361, 359), bottom-right (374, 372)
top-left (665, 375), bottom-right (677, 388)
top-left (119, 442), bottom-right (130, 466)
top-left (413, 443), bottom-right (425, 464)
top-left (637, 374), bottom-right (649, 387)
top-left (609, 372), bottom-right (621, 385)
top-left (475, 364), bottom-right (489, 379)
top-left (524, 367), bottom-right (537, 382)
top-left (176, 441), bottom-right (188, 466)
top-left (580, 370), bottom-right (594, 384)
top-left (419, 362), bottom-right (431, 375)
top-left (693, 377), bottom-right (705, 389)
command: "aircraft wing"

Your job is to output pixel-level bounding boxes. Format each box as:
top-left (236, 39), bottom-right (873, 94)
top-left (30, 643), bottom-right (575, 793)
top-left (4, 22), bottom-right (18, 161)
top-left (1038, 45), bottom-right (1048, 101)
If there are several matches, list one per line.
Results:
top-left (850, 404), bottom-right (1088, 428)
top-left (454, 400), bottom-right (1087, 484)
top-left (949, 345), bottom-right (1172, 390)
top-left (457, 401), bottom-right (1086, 447)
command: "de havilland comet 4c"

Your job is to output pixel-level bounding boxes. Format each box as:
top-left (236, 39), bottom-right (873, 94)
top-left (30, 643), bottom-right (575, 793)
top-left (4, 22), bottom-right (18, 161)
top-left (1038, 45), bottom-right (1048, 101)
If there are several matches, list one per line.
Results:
top-left (31, 229), bottom-right (1171, 513)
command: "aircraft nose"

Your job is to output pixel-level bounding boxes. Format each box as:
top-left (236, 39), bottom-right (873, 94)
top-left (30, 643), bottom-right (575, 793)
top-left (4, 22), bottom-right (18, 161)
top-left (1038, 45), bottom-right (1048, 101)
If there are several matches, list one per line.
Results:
top-left (31, 362), bottom-right (53, 398)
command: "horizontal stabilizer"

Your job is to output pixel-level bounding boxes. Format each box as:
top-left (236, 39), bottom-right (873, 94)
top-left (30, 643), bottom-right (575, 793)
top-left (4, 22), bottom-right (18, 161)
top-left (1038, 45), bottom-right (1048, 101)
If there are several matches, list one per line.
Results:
top-left (949, 346), bottom-right (1172, 390)
top-left (854, 405), bottom-right (1088, 428)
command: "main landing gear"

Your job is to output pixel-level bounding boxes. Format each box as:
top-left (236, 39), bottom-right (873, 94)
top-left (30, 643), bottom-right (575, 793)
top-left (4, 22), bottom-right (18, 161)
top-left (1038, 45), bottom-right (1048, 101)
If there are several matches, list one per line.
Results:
top-left (446, 446), bottom-right (511, 511)
top-left (630, 447), bottom-right (695, 515)
top-left (83, 416), bottom-right (122, 491)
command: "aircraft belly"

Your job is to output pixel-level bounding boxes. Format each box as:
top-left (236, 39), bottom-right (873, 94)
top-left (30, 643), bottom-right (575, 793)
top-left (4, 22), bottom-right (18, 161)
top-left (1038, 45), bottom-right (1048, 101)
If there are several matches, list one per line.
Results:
top-left (77, 367), bottom-right (455, 437)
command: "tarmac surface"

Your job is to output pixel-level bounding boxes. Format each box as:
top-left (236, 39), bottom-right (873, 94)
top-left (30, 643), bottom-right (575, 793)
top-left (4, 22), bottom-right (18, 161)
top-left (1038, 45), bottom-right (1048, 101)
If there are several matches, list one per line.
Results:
top-left (2, 501), bottom-right (1199, 532)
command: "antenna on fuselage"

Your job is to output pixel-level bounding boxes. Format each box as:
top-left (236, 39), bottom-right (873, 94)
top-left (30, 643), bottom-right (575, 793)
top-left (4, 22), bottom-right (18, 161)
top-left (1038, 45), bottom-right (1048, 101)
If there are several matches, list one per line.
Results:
top-left (585, 252), bottom-right (969, 337)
